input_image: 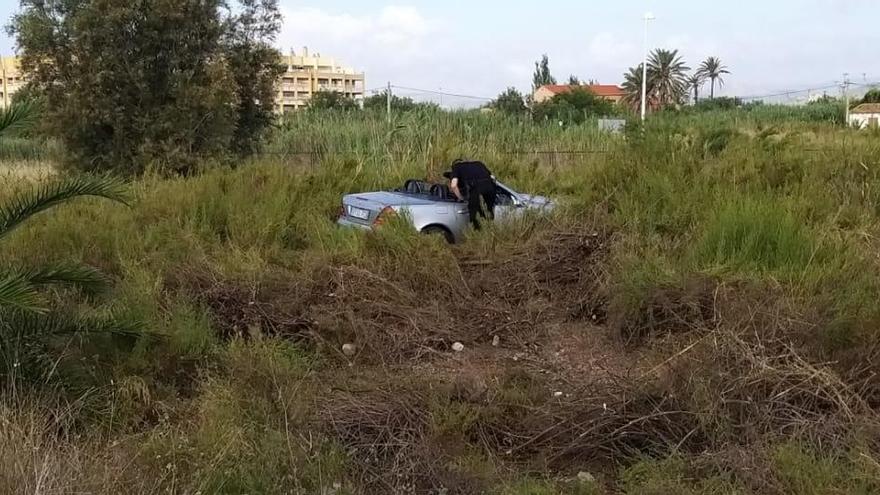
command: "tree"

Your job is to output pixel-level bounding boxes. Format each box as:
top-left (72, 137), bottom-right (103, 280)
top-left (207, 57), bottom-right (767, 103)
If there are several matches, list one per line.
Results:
top-left (364, 91), bottom-right (411, 111)
top-left (532, 54), bottom-right (556, 91)
top-left (491, 87), bottom-right (528, 116)
top-left (696, 56), bottom-right (730, 99)
top-left (568, 75), bottom-right (581, 85)
top-left (224, 0), bottom-right (285, 156)
top-left (532, 87), bottom-right (613, 124)
top-left (687, 73), bottom-right (706, 104)
top-left (809, 94), bottom-right (839, 106)
top-left (363, 91), bottom-right (426, 112)
top-left (861, 88), bottom-right (880, 104)
top-left (308, 90), bottom-right (358, 111)
top-left (9, 0), bottom-right (282, 175)
top-left (648, 49), bottom-right (690, 108)
top-left (621, 65), bottom-right (650, 113)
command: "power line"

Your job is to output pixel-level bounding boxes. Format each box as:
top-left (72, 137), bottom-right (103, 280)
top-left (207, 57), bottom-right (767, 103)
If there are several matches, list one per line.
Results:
top-left (375, 79), bottom-right (878, 105)
top-left (391, 85), bottom-right (493, 101)
top-left (738, 83), bottom-right (841, 101)
top-left (738, 79), bottom-right (880, 102)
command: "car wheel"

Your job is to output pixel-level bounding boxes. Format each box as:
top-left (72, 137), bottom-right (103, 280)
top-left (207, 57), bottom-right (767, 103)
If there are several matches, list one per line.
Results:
top-left (422, 225), bottom-right (455, 244)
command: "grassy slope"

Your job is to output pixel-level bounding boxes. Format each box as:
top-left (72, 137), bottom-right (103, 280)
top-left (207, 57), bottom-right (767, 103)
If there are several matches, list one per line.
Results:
top-left (1, 107), bottom-right (880, 493)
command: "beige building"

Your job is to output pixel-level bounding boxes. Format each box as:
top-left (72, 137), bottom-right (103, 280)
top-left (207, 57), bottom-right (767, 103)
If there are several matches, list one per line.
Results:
top-left (0, 56), bottom-right (25, 109)
top-left (276, 47), bottom-right (365, 112)
top-left (0, 48), bottom-right (365, 113)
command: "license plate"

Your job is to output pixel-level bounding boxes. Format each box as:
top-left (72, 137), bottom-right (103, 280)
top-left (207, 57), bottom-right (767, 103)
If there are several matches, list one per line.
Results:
top-left (349, 206), bottom-right (370, 220)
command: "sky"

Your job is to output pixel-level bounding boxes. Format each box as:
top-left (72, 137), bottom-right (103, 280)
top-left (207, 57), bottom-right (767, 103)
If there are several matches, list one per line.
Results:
top-left (0, 0), bottom-right (877, 106)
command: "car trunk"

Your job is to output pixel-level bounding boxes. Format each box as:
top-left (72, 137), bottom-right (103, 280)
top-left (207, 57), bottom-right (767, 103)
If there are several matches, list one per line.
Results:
top-left (339, 191), bottom-right (434, 225)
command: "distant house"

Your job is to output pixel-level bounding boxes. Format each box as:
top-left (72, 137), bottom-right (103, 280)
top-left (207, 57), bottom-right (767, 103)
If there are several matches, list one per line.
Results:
top-left (533, 84), bottom-right (625, 104)
top-left (849, 104), bottom-right (880, 129)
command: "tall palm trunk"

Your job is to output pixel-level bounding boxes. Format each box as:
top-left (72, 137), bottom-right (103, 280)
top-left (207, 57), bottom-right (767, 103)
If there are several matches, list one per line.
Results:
top-left (710, 77), bottom-right (716, 99)
top-left (693, 85), bottom-right (699, 104)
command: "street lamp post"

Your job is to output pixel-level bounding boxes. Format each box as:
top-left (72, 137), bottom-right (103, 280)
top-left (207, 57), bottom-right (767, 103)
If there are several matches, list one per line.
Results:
top-left (641, 12), bottom-right (655, 122)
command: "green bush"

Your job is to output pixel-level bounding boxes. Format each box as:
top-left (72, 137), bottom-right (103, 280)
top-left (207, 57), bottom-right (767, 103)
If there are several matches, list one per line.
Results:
top-left (492, 87), bottom-right (529, 116)
top-left (533, 88), bottom-right (615, 124)
top-left (10, 0), bottom-right (282, 174)
top-left (308, 90), bottom-right (360, 111)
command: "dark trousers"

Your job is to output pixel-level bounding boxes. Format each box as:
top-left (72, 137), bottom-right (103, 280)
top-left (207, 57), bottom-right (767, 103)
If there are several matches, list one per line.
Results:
top-left (466, 179), bottom-right (496, 230)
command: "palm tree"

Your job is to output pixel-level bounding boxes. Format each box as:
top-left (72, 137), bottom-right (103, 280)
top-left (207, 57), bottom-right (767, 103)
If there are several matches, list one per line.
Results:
top-left (697, 56), bottom-right (730, 99)
top-left (0, 101), bottom-right (38, 137)
top-left (0, 101), bottom-right (129, 313)
top-left (0, 102), bottom-right (144, 384)
top-left (647, 49), bottom-right (690, 109)
top-left (0, 176), bottom-right (130, 313)
top-left (0, 176), bottom-right (141, 384)
top-left (687, 73), bottom-right (706, 104)
top-left (621, 65), bottom-right (651, 113)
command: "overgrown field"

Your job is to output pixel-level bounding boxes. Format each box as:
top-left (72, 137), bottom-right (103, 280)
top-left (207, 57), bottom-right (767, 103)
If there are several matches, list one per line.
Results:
top-left (2, 108), bottom-right (880, 494)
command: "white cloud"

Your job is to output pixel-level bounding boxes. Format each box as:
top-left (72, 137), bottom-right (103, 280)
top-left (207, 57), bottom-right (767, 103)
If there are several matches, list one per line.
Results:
top-left (375, 6), bottom-right (429, 44)
top-left (278, 5), bottom-right (432, 58)
top-left (280, 8), bottom-right (370, 42)
top-left (588, 32), bottom-right (639, 68)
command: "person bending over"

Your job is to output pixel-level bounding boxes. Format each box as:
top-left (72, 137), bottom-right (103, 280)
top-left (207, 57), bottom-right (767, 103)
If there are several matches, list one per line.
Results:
top-left (445, 159), bottom-right (496, 230)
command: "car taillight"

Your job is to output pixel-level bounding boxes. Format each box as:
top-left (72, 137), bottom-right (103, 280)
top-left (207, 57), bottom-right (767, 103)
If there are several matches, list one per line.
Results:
top-left (373, 206), bottom-right (396, 226)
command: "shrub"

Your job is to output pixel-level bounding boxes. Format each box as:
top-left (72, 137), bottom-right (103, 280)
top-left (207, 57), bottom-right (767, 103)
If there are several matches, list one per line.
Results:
top-left (692, 97), bottom-right (743, 111)
top-left (10, 0), bottom-right (282, 175)
top-left (309, 90), bottom-right (360, 111)
top-left (491, 87), bottom-right (529, 116)
top-left (362, 91), bottom-right (439, 112)
top-left (533, 88), bottom-right (615, 124)
top-left (861, 88), bottom-right (880, 104)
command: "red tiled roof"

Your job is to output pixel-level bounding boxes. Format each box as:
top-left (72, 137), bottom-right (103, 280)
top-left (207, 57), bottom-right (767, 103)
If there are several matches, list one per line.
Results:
top-left (539, 84), bottom-right (624, 97)
top-left (852, 103), bottom-right (880, 114)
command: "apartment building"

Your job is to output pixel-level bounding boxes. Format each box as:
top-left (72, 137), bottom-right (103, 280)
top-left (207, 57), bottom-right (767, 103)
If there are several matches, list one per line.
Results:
top-left (276, 47), bottom-right (365, 112)
top-left (0, 56), bottom-right (24, 109)
top-left (0, 48), bottom-right (363, 112)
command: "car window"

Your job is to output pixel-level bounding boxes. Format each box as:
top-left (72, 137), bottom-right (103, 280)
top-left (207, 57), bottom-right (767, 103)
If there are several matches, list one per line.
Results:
top-left (495, 186), bottom-right (514, 206)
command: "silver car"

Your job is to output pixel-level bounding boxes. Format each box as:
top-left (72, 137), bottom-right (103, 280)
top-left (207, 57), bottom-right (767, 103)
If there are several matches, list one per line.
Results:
top-left (336, 178), bottom-right (553, 243)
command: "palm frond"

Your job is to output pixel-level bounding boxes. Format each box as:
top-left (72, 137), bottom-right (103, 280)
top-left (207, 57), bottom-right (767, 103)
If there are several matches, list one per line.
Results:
top-left (59, 311), bottom-right (151, 341)
top-left (0, 263), bottom-right (109, 314)
top-left (0, 175), bottom-right (130, 240)
top-left (0, 274), bottom-right (46, 313)
top-left (0, 101), bottom-right (38, 137)
top-left (0, 308), bottom-right (157, 385)
top-left (18, 262), bottom-right (109, 295)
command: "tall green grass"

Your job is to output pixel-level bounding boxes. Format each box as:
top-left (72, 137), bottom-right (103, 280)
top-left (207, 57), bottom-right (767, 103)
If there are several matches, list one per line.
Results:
top-left (694, 196), bottom-right (817, 275)
top-left (2, 107), bottom-right (880, 493)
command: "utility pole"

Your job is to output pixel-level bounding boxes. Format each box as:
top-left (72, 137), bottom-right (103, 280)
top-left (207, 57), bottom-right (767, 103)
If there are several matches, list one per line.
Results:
top-left (640, 12), bottom-right (655, 122)
top-left (386, 81), bottom-right (392, 123)
top-left (843, 73), bottom-right (851, 127)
